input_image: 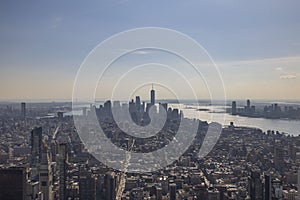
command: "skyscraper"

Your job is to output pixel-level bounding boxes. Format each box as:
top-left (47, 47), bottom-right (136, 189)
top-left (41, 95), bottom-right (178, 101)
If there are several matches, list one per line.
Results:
top-left (0, 167), bottom-right (27, 200)
top-left (31, 127), bottom-right (43, 167)
top-left (21, 102), bottom-right (26, 119)
top-left (264, 174), bottom-right (271, 200)
top-left (105, 172), bottom-right (116, 200)
top-left (136, 96), bottom-right (141, 112)
top-left (274, 146), bottom-right (285, 173)
top-left (249, 171), bottom-right (263, 200)
top-left (79, 166), bottom-right (96, 200)
top-left (58, 143), bottom-right (68, 200)
top-left (247, 99), bottom-right (251, 108)
top-left (169, 183), bottom-right (176, 200)
top-left (232, 101), bottom-right (237, 115)
top-left (150, 85), bottom-right (155, 105)
top-left (39, 141), bottom-right (53, 200)
top-left (104, 100), bottom-right (112, 117)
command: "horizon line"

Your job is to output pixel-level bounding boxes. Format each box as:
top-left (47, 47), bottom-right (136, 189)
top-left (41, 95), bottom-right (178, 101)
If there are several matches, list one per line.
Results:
top-left (1, 98), bottom-right (300, 104)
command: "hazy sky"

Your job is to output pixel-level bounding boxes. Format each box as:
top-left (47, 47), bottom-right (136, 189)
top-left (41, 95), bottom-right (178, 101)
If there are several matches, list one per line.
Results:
top-left (1, 0), bottom-right (300, 101)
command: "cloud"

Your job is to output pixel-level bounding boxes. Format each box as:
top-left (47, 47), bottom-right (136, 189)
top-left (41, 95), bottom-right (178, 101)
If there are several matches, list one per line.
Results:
top-left (274, 66), bottom-right (297, 80)
top-left (122, 49), bottom-right (150, 55)
top-left (280, 74), bottom-right (296, 79)
top-left (132, 50), bottom-right (149, 55)
top-left (48, 16), bottom-right (63, 29)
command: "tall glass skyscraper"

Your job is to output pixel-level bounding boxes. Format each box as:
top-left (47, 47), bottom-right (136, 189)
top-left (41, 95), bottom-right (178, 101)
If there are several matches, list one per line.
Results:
top-left (150, 85), bottom-right (155, 105)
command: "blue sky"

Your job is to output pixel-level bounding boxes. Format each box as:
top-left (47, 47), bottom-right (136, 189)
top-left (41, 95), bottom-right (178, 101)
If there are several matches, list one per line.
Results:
top-left (1, 0), bottom-right (300, 100)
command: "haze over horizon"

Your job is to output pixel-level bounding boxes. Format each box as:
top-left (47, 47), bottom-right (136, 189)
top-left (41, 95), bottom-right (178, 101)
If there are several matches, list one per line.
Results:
top-left (1, 0), bottom-right (300, 101)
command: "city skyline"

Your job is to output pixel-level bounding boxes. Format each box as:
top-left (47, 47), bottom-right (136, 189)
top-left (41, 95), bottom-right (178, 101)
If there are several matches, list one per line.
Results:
top-left (1, 1), bottom-right (300, 200)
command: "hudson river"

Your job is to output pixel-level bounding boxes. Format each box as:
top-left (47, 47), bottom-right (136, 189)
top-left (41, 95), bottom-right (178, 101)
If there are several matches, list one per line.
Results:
top-left (170, 104), bottom-right (300, 136)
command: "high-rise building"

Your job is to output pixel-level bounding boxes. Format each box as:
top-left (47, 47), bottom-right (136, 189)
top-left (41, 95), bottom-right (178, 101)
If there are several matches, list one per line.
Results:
top-left (142, 102), bottom-right (145, 113)
top-left (104, 100), bottom-right (112, 117)
top-left (57, 111), bottom-right (64, 119)
top-left (136, 96), bottom-right (141, 112)
top-left (39, 141), bottom-right (54, 200)
top-left (245, 99), bottom-right (251, 115)
top-left (264, 174), bottom-right (271, 200)
top-left (288, 144), bottom-right (297, 160)
top-left (31, 127), bottom-right (43, 167)
top-left (159, 103), bottom-right (168, 114)
top-left (21, 102), bottom-right (26, 119)
top-left (155, 187), bottom-right (162, 200)
top-left (249, 171), bottom-right (263, 200)
top-left (247, 99), bottom-right (251, 108)
top-left (0, 167), bottom-right (27, 200)
top-left (135, 96), bottom-right (141, 122)
top-left (274, 146), bottom-right (285, 173)
top-left (112, 101), bottom-right (121, 118)
top-left (297, 168), bottom-right (300, 200)
top-left (232, 101), bottom-right (237, 115)
top-left (150, 85), bottom-right (155, 105)
top-left (105, 172), bottom-right (116, 200)
top-left (58, 143), bottom-right (68, 200)
top-left (129, 99), bottom-right (136, 114)
top-left (172, 109), bottom-right (179, 119)
top-left (79, 166), bottom-right (96, 200)
top-left (169, 183), bottom-right (176, 200)
top-left (146, 103), bottom-right (152, 113)
top-left (272, 178), bottom-right (283, 199)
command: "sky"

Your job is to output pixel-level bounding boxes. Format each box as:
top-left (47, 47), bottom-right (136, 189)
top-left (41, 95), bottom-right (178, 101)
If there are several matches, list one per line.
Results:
top-left (1, 0), bottom-right (300, 101)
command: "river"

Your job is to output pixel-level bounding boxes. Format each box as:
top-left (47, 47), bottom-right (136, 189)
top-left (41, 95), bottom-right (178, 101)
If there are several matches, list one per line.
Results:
top-left (170, 104), bottom-right (300, 136)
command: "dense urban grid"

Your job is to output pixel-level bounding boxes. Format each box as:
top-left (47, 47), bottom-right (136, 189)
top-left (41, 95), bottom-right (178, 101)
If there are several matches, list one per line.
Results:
top-left (0, 89), bottom-right (299, 200)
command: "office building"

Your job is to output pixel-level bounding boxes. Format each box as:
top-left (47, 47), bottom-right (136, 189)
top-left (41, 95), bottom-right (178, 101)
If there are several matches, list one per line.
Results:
top-left (21, 102), bottom-right (26, 119)
top-left (31, 127), bottom-right (43, 167)
top-left (247, 99), bottom-right (250, 108)
top-left (104, 100), bottom-right (112, 117)
top-left (150, 85), bottom-right (155, 105)
top-left (39, 141), bottom-right (54, 200)
top-left (0, 167), bottom-right (27, 200)
top-left (58, 143), bottom-right (68, 200)
top-left (136, 96), bottom-right (141, 112)
top-left (57, 111), bottom-right (64, 119)
top-left (264, 174), bottom-right (271, 200)
top-left (169, 183), bottom-right (176, 200)
top-left (274, 146), bottom-right (285, 173)
top-left (79, 166), bottom-right (96, 200)
top-left (232, 101), bottom-right (237, 115)
top-left (105, 172), bottom-right (116, 200)
top-left (159, 103), bottom-right (168, 114)
top-left (249, 171), bottom-right (263, 200)
top-left (155, 187), bottom-right (162, 200)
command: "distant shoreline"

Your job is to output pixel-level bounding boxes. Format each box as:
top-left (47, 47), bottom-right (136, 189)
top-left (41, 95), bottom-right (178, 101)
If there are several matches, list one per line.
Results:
top-left (1, 99), bottom-right (300, 105)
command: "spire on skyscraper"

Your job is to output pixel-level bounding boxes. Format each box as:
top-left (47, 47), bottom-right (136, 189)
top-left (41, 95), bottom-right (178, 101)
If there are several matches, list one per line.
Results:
top-left (150, 84), bottom-right (155, 105)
